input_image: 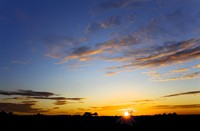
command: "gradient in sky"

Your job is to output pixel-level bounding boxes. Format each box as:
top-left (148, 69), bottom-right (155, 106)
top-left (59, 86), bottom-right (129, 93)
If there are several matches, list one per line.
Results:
top-left (0, 0), bottom-right (200, 116)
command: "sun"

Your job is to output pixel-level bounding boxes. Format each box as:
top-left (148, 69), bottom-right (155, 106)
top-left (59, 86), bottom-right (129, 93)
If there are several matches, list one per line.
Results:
top-left (124, 111), bottom-right (130, 117)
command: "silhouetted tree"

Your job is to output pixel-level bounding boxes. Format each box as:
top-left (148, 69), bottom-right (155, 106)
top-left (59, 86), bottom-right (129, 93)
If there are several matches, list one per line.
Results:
top-left (93, 112), bottom-right (98, 116)
top-left (83, 112), bottom-right (92, 117)
top-left (173, 112), bottom-right (177, 116)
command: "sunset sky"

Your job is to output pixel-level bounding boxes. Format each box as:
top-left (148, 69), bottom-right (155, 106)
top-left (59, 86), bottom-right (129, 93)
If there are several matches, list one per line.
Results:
top-left (0, 0), bottom-right (199, 116)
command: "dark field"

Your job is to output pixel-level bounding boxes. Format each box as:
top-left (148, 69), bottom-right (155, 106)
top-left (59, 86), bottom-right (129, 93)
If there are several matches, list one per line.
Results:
top-left (0, 113), bottom-right (199, 130)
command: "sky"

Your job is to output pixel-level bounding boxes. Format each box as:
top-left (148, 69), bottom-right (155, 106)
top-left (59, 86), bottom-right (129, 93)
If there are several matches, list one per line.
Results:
top-left (0, 0), bottom-right (200, 116)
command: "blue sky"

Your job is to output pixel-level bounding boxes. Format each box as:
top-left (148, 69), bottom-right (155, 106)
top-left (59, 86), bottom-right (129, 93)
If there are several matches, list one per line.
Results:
top-left (0, 0), bottom-right (200, 115)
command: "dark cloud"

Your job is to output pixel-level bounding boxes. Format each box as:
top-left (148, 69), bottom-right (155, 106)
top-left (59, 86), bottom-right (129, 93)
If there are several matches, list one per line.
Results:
top-left (29, 96), bottom-right (85, 101)
top-left (54, 100), bottom-right (66, 105)
top-left (0, 102), bottom-right (47, 113)
top-left (163, 91), bottom-right (200, 98)
top-left (3, 97), bottom-right (31, 101)
top-left (0, 89), bottom-right (54, 97)
top-left (0, 89), bottom-right (85, 106)
top-left (153, 104), bottom-right (200, 109)
top-left (21, 100), bottom-right (38, 104)
top-left (72, 46), bottom-right (91, 56)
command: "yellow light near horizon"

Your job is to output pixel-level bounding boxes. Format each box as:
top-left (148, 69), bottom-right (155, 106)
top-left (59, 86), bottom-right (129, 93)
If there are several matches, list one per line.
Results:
top-left (124, 111), bottom-right (129, 116)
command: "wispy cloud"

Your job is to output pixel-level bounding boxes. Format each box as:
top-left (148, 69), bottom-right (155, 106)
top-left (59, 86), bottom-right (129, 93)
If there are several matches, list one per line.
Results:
top-left (43, 35), bottom-right (81, 58)
top-left (143, 71), bottom-right (160, 79)
top-left (84, 16), bottom-right (120, 33)
top-left (163, 91), bottom-right (200, 98)
top-left (103, 37), bottom-right (200, 79)
top-left (104, 71), bottom-right (119, 76)
top-left (56, 46), bottom-right (103, 64)
top-left (84, 23), bottom-right (101, 34)
top-left (100, 16), bottom-right (120, 28)
top-left (51, 33), bottom-right (199, 81)
top-left (170, 68), bottom-right (189, 73)
top-left (159, 71), bottom-right (200, 82)
top-left (153, 104), bottom-right (200, 109)
top-left (41, 0), bottom-right (200, 81)
top-left (11, 60), bottom-right (27, 65)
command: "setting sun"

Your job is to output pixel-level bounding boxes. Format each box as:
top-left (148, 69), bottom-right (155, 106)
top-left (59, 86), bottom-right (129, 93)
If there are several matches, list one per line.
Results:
top-left (124, 111), bottom-right (130, 117)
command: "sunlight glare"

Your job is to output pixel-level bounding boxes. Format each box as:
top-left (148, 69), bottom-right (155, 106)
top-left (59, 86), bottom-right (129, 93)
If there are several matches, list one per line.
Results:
top-left (124, 111), bottom-right (129, 117)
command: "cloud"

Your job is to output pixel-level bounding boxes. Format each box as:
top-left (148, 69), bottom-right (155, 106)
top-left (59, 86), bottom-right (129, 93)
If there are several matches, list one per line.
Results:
top-left (0, 102), bottom-right (48, 113)
top-left (100, 16), bottom-right (120, 28)
top-left (54, 100), bottom-right (66, 105)
top-left (163, 91), bottom-right (200, 98)
top-left (43, 35), bottom-right (80, 58)
top-left (56, 46), bottom-right (103, 64)
top-left (54, 35), bottom-right (199, 81)
top-left (194, 64), bottom-right (200, 68)
top-left (3, 96), bottom-right (31, 101)
top-left (133, 99), bottom-right (154, 102)
top-left (29, 96), bottom-right (85, 101)
top-left (159, 71), bottom-right (200, 82)
top-left (153, 104), bottom-right (200, 109)
top-left (11, 60), bottom-right (27, 65)
top-left (104, 38), bottom-right (200, 75)
top-left (0, 89), bottom-right (54, 97)
top-left (40, 0), bottom-right (199, 81)
top-left (0, 89), bottom-right (85, 106)
top-left (143, 71), bottom-right (160, 78)
top-left (132, 38), bottom-right (200, 68)
top-left (84, 23), bottom-right (101, 33)
top-left (84, 16), bottom-right (120, 33)
top-left (104, 71), bottom-right (119, 76)
top-left (170, 68), bottom-right (189, 73)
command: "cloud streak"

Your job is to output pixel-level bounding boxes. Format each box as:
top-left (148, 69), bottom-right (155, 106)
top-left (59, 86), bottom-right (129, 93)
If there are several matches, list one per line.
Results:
top-left (0, 89), bottom-right (54, 97)
top-left (153, 104), bottom-right (200, 109)
top-left (90, 103), bottom-right (134, 111)
top-left (0, 89), bottom-right (85, 106)
top-left (11, 60), bottom-right (27, 65)
top-left (163, 91), bottom-right (200, 98)
top-left (133, 99), bottom-right (154, 102)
